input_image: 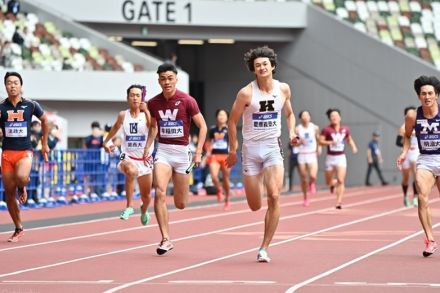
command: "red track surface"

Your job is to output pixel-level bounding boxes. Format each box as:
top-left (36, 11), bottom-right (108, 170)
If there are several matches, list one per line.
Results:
top-left (0, 185), bottom-right (439, 292)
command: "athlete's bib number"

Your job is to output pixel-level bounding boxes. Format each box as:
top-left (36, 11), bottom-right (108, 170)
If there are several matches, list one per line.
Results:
top-left (420, 134), bottom-right (440, 151)
top-left (5, 121), bottom-right (27, 138)
top-left (212, 139), bottom-right (228, 150)
top-left (252, 112), bottom-right (278, 131)
top-left (125, 135), bottom-right (145, 151)
top-left (159, 120), bottom-right (184, 138)
top-left (329, 140), bottom-right (345, 152)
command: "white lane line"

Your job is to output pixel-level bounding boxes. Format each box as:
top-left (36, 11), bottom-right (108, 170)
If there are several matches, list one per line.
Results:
top-left (0, 188), bottom-right (384, 252)
top-left (2, 279), bottom-right (113, 284)
top-left (285, 221), bottom-right (440, 292)
top-left (334, 282), bottom-right (440, 288)
top-left (102, 203), bottom-right (409, 292)
top-left (0, 192), bottom-right (403, 279)
top-left (168, 280), bottom-right (276, 285)
top-left (0, 186), bottom-right (389, 235)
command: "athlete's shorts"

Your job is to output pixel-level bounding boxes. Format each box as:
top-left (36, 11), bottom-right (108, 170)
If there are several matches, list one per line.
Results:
top-left (207, 154), bottom-right (228, 168)
top-left (117, 153), bottom-right (152, 178)
top-left (402, 149), bottom-right (419, 169)
top-left (154, 143), bottom-right (192, 174)
top-left (416, 154), bottom-right (440, 177)
top-left (325, 154), bottom-right (347, 171)
top-left (298, 152), bottom-right (318, 165)
top-left (1, 150), bottom-right (33, 173)
top-left (241, 138), bottom-right (284, 176)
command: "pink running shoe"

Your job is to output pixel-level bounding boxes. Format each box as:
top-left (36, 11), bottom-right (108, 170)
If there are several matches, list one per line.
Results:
top-left (423, 239), bottom-right (438, 257)
top-left (303, 199), bottom-right (310, 207)
top-left (309, 182), bottom-right (316, 194)
top-left (8, 228), bottom-right (24, 243)
top-left (224, 201), bottom-right (230, 211)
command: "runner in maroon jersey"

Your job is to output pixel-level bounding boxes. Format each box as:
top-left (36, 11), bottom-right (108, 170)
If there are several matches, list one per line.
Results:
top-left (144, 63), bottom-right (207, 255)
top-left (319, 108), bottom-right (358, 209)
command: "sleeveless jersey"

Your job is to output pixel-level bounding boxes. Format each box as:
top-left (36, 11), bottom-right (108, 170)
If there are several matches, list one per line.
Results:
top-left (209, 125), bottom-right (228, 154)
top-left (415, 105), bottom-right (440, 155)
top-left (297, 123), bottom-right (317, 154)
top-left (120, 110), bottom-right (152, 158)
top-left (321, 125), bottom-right (351, 155)
top-left (242, 80), bottom-right (283, 141)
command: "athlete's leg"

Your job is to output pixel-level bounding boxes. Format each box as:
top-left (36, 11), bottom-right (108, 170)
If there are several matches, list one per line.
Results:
top-left (298, 163), bottom-right (308, 200)
top-left (416, 169), bottom-right (436, 241)
top-left (119, 161), bottom-right (139, 208)
top-left (138, 173), bottom-right (152, 214)
top-left (220, 164), bottom-right (231, 205)
top-left (260, 164), bottom-right (284, 250)
top-left (153, 163), bottom-right (173, 240)
top-left (243, 173), bottom-right (264, 211)
top-left (3, 171), bottom-right (20, 229)
top-left (308, 160), bottom-right (318, 193)
top-left (15, 156), bottom-right (32, 204)
top-left (209, 159), bottom-right (221, 193)
top-left (335, 165), bottom-right (347, 206)
top-left (172, 172), bottom-right (190, 209)
top-left (411, 162), bottom-right (419, 199)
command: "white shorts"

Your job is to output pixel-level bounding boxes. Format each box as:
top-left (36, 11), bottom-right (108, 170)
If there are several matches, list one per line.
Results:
top-left (325, 154), bottom-right (347, 171)
top-left (402, 149), bottom-right (419, 169)
top-left (117, 153), bottom-right (152, 177)
top-left (298, 152), bottom-right (317, 165)
top-left (241, 138), bottom-right (284, 176)
top-left (154, 143), bottom-right (192, 174)
top-left (416, 154), bottom-right (440, 177)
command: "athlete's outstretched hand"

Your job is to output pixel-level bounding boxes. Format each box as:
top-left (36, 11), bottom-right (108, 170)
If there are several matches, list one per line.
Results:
top-left (396, 151), bottom-right (407, 171)
top-left (225, 152), bottom-right (237, 168)
top-left (290, 136), bottom-right (301, 147)
top-left (104, 144), bottom-right (115, 154)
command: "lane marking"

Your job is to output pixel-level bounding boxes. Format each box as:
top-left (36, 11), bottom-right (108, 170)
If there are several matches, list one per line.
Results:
top-left (285, 221), bottom-right (440, 292)
top-left (334, 281), bottom-right (440, 288)
top-left (2, 279), bottom-right (114, 284)
top-left (103, 204), bottom-right (410, 292)
top-left (168, 280), bottom-right (276, 285)
top-left (0, 188), bottom-right (387, 253)
top-left (0, 186), bottom-right (390, 235)
top-left (0, 192), bottom-right (404, 279)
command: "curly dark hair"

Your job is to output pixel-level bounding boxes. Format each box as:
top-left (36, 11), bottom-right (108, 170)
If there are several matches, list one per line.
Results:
top-left (243, 46), bottom-right (277, 73)
top-left (414, 75), bottom-right (440, 95)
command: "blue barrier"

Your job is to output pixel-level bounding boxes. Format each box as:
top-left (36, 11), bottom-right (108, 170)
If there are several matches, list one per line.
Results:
top-left (0, 149), bottom-right (243, 210)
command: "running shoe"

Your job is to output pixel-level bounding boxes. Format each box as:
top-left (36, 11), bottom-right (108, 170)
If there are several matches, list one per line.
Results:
top-left (404, 197), bottom-right (411, 207)
top-left (7, 228), bottom-right (24, 243)
top-left (17, 187), bottom-right (27, 205)
top-left (224, 201), bottom-right (230, 211)
top-left (303, 199), bottom-right (310, 207)
top-left (120, 207), bottom-right (134, 220)
top-left (157, 238), bottom-right (174, 255)
top-left (423, 239), bottom-right (438, 257)
top-left (309, 182), bottom-right (316, 194)
top-left (335, 204), bottom-right (342, 210)
top-left (140, 210), bottom-right (150, 226)
top-left (413, 197), bottom-right (418, 207)
top-left (257, 248), bottom-right (271, 263)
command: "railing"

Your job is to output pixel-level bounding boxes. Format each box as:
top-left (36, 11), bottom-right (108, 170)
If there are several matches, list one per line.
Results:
top-left (0, 149), bottom-right (243, 210)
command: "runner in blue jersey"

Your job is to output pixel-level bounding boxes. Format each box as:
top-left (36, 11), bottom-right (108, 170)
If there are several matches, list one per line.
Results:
top-left (1, 72), bottom-right (50, 242)
top-left (397, 75), bottom-right (440, 257)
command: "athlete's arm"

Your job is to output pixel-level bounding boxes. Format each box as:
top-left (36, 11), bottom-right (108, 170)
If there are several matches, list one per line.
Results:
top-left (192, 113), bottom-right (207, 165)
top-left (144, 116), bottom-right (158, 158)
top-left (402, 111), bottom-right (416, 155)
top-left (281, 83), bottom-right (297, 142)
top-left (319, 134), bottom-right (333, 146)
top-left (226, 87), bottom-right (250, 167)
top-left (39, 113), bottom-right (50, 161)
top-left (103, 111), bottom-right (124, 153)
top-left (347, 135), bottom-right (358, 154)
top-left (315, 125), bottom-right (322, 155)
top-left (396, 125), bottom-right (405, 147)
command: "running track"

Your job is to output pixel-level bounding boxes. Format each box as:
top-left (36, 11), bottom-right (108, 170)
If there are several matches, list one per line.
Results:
top-left (0, 185), bottom-right (439, 293)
